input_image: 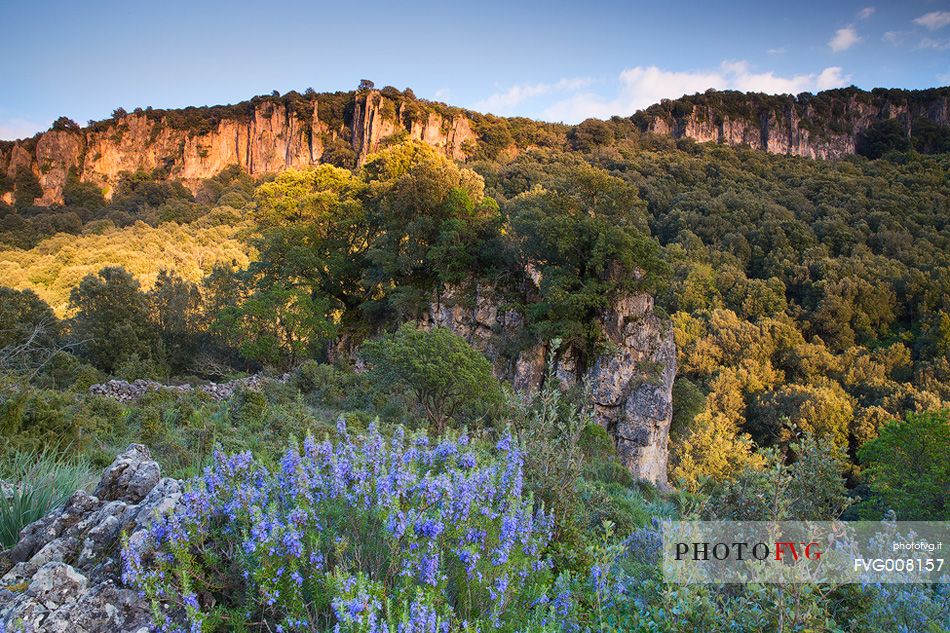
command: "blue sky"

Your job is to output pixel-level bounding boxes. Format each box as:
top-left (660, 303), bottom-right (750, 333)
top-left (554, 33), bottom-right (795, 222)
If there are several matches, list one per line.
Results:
top-left (1, 0), bottom-right (948, 140)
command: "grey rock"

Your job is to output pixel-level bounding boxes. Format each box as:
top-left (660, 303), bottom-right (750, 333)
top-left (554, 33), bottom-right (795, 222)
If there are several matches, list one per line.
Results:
top-left (586, 293), bottom-right (676, 488)
top-left (27, 563), bottom-right (87, 611)
top-left (88, 373), bottom-right (290, 403)
top-left (422, 285), bottom-right (676, 487)
top-left (0, 444), bottom-right (180, 632)
top-left (93, 445), bottom-right (159, 504)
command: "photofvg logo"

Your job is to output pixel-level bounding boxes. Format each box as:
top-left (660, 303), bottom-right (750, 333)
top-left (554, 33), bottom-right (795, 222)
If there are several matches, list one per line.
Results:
top-left (674, 540), bottom-right (824, 563)
top-left (662, 521), bottom-right (949, 584)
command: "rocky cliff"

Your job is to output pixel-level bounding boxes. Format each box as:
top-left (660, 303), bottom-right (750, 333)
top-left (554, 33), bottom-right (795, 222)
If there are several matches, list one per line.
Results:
top-left (351, 91), bottom-right (476, 164)
top-left (420, 284), bottom-right (676, 487)
top-left (0, 88), bottom-right (479, 205)
top-left (632, 86), bottom-right (950, 159)
top-left (5, 85), bottom-right (948, 206)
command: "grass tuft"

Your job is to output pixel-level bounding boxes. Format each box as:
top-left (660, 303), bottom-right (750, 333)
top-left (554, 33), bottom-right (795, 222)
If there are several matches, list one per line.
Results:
top-left (0, 449), bottom-right (95, 550)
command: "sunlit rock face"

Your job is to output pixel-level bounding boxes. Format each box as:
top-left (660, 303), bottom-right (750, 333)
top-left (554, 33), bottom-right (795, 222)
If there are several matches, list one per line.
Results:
top-left (636, 89), bottom-right (950, 159)
top-left (0, 89), bottom-right (477, 205)
top-left (4, 86), bottom-right (947, 206)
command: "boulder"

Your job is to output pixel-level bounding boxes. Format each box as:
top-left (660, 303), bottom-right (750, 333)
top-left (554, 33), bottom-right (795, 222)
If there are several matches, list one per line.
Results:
top-left (0, 445), bottom-right (181, 632)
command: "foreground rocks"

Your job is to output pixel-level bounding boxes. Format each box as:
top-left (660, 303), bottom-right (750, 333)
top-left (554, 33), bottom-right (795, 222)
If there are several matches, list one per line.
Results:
top-left (88, 372), bottom-right (289, 403)
top-left (0, 445), bottom-right (181, 632)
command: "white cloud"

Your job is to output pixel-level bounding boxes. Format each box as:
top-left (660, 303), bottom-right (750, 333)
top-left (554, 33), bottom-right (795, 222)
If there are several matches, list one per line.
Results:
top-left (539, 62), bottom-right (851, 123)
top-left (816, 67), bottom-right (850, 89)
top-left (766, 47), bottom-right (786, 55)
top-left (857, 7), bottom-right (875, 20)
top-left (938, 71), bottom-right (950, 84)
top-left (433, 88), bottom-right (452, 101)
top-left (725, 60), bottom-right (822, 93)
top-left (829, 26), bottom-right (861, 52)
top-left (914, 11), bottom-right (950, 31)
top-left (883, 31), bottom-right (905, 45)
top-left (918, 37), bottom-right (950, 51)
top-left (0, 118), bottom-right (45, 141)
top-left (616, 66), bottom-right (725, 109)
top-left (474, 77), bottom-right (591, 114)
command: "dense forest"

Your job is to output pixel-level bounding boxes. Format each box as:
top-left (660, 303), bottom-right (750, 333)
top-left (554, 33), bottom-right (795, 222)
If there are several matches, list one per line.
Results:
top-left (0, 89), bottom-right (948, 632)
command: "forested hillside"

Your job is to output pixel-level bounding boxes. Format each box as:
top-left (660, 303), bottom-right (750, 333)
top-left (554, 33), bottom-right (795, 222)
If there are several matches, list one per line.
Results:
top-left (0, 88), bottom-right (948, 632)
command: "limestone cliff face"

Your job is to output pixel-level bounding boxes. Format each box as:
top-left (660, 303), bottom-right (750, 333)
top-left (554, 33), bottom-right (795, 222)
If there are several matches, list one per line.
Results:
top-left (586, 293), bottom-right (676, 487)
top-left (351, 91), bottom-right (476, 164)
top-left (635, 87), bottom-right (950, 159)
top-left (420, 285), bottom-right (676, 487)
top-left (80, 101), bottom-right (328, 196)
top-left (0, 89), bottom-right (478, 205)
top-left (7, 86), bottom-right (949, 206)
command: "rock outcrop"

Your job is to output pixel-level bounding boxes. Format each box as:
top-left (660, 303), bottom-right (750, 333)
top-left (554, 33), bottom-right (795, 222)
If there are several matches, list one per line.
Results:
top-left (585, 293), bottom-right (676, 487)
top-left (0, 88), bottom-right (478, 205)
top-left (0, 445), bottom-right (181, 632)
top-left (420, 285), bottom-right (676, 487)
top-left (350, 91), bottom-right (475, 164)
top-left (633, 87), bottom-right (950, 159)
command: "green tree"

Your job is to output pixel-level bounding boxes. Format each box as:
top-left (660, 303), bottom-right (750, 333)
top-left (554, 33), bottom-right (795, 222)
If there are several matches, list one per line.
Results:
top-left (507, 164), bottom-right (666, 360)
top-left (361, 141), bottom-right (502, 322)
top-left (252, 165), bottom-right (368, 326)
top-left (68, 267), bottom-right (160, 373)
top-left (0, 288), bottom-right (62, 375)
top-left (359, 324), bottom-right (505, 433)
top-left (13, 167), bottom-right (42, 209)
top-left (214, 282), bottom-right (334, 371)
top-left (0, 288), bottom-right (60, 351)
top-left (910, 117), bottom-right (950, 154)
top-left (856, 119), bottom-right (911, 159)
top-left (856, 409), bottom-right (949, 520)
top-left (750, 383), bottom-right (854, 450)
top-left (147, 270), bottom-right (200, 374)
top-left (62, 172), bottom-right (105, 208)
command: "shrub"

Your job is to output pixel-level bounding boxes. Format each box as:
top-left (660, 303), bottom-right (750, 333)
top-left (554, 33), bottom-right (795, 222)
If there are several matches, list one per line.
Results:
top-left (32, 351), bottom-right (105, 392)
top-left (703, 434), bottom-right (851, 521)
top-left (360, 325), bottom-right (506, 433)
top-left (0, 382), bottom-right (104, 455)
top-left (123, 423), bottom-right (555, 632)
top-left (857, 409), bottom-right (949, 520)
top-left (511, 353), bottom-right (589, 568)
top-left (514, 356), bottom-right (586, 516)
top-left (852, 583), bottom-right (950, 632)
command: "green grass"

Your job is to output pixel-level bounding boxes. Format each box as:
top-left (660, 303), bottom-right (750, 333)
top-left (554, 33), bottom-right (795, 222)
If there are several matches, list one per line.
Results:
top-left (0, 449), bottom-right (95, 549)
